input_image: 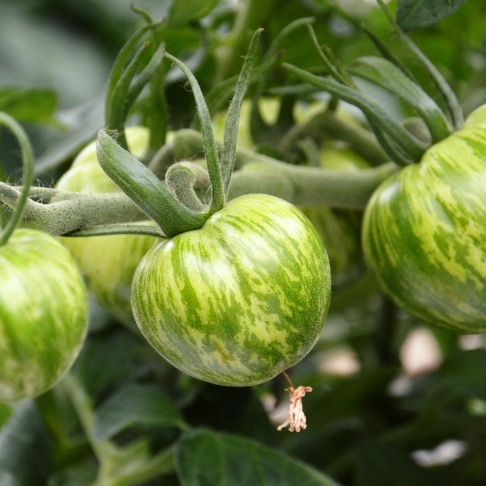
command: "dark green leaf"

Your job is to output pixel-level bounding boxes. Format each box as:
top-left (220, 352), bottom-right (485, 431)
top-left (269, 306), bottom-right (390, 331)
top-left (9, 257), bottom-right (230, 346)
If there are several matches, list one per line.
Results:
top-left (0, 88), bottom-right (59, 126)
top-left (168, 0), bottom-right (219, 27)
top-left (176, 429), bottom-right (342, 486)
top-left (0, 401), bottom-right (50, 485)
top-left (397, 0), bottom-right (467, 30)
top-left (93, 383), bottom-right (185, 441)
top-left (71, 329), bottom-right (144, 401)
top-left (356, 440), bottom-right (437, 486)
top-left (434, 349), bottom-right (486, 401)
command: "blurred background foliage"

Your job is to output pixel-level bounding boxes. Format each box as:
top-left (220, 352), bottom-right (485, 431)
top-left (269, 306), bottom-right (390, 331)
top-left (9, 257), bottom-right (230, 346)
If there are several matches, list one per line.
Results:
top-left (2, 1), bottom-right (486, 485)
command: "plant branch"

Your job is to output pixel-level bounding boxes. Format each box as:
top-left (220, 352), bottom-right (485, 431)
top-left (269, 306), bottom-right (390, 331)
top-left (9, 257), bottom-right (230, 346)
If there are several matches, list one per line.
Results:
top-left (0, 112), bottom-right (34, 245)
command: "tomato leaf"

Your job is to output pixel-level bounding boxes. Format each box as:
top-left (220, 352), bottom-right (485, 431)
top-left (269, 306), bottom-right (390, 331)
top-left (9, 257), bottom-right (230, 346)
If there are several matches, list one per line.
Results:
top-left (175, 429), bottom-right (342, 486)
top-left (93, 383), bottom-right (186, 441)
top-left (397, 0), bottom-right (467, 30)
top-left (168, 0), bottom-right (219, 27)
top-left (71, 329), bottom-right (144, 402)
top-left (0, 88), bottom-right (60, 127)
top-left (0, 401), bottom-right (50, 485)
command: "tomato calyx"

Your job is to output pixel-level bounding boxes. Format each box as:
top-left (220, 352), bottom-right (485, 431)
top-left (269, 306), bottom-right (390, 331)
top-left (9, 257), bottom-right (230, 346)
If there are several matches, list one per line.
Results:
top-left (282, 7), bottom-right (463, 166)
top-left (97, 30), bottom-right (262, 238)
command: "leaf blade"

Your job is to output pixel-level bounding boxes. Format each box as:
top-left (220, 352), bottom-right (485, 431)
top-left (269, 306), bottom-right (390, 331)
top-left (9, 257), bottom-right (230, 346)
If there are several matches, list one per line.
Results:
top-left (397, 0), bottom-right (467, 30)
top-left (175, 429), bottom-right (343, 486)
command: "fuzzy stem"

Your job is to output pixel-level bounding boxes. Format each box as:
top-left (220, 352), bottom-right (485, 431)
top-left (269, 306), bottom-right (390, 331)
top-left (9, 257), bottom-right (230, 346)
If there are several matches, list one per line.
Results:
top-left (0, 156), bottom-right (395, 237)
top-left (229, 158), bottom-right (397, 209)
top-left (0, 113), bottom-right (34, 245)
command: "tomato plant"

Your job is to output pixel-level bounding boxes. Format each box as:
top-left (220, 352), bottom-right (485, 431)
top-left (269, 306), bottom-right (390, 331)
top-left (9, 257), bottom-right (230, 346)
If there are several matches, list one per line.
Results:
top-left (2, 1), bottom-right (486, 485)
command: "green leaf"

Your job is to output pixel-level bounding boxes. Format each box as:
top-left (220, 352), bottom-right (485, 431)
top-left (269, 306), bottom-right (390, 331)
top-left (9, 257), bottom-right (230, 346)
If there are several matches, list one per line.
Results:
top-left (356, 440), bottom-right (437, 486)
top-left (175, 429), bottom-right (342, 486)
top-left (397, 0), bottom-right (467, 30)
top-left (71, 329), bottom-right (144, 402)
top-left (0, 401), bottom-right (50, 485)
top-left (0, 88), bottom-right (59, 126)
top-left (34, 94), bottom-right (105, 176)
top-left (93, 383), bottom-right (186, 441)
top-left (168, 0), bottom-right (219, 27)
top-left (434, 349), bottom-right (486, 401)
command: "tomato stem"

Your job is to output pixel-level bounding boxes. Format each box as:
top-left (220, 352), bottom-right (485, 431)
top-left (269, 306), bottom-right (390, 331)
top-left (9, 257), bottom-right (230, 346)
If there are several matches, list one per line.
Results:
top-left (0, 112), bottom-right (34, 246)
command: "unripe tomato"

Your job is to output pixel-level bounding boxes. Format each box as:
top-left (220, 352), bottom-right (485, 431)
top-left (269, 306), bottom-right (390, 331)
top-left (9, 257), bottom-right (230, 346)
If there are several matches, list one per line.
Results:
top-left (362, 104), bottom-right (486, 333)
top-left (0, 229), bottom-right (88, 402)
top-left (55, 127), bottom-right (157, 324)
top-left (131, 194), bottom-right (331, 386)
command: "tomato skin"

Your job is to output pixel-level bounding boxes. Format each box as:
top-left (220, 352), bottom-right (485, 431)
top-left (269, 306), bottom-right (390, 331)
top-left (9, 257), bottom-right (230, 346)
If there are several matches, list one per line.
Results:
top-left (131, 194), bottom-right (331, 386)
top-left (362, 105), bottom-right (486, 333)
top-left (56, 127), bottom-right (157, 323)
top-left (0, 229), bottom-right (88, 402)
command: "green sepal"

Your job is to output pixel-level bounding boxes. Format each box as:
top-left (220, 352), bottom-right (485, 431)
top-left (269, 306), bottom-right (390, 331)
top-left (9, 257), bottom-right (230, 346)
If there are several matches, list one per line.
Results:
top-left (221, 28), bottom-right (262, 193)
top-left (164, 52), bottom-right (225, 213)
top-left (105, 23), bottom-right (164, 149)
top-left (350, 56), bottom-right (451, 143)
top-left (377, 0), bottom-right (463, 130)
top-left (96, 129), bottom-right (206, 238)
top-left (283, 63), bottom-right (428, 165)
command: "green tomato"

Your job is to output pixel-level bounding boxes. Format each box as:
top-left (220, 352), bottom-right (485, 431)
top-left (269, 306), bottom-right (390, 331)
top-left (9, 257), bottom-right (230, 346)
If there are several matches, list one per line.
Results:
top-left (131, 194), bottom-right (331, 386)
top-left (0, 229), bottom-right (88, 402)
top-left (56, 127), bottom-right (157, 324)
top-left (362, 104), bottom-right (486, 333)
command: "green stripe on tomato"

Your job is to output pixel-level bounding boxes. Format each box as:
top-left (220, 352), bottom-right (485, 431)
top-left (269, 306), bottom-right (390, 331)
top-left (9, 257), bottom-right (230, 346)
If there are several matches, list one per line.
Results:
top-left (0, 229), bottom-right (88, 402)
top-left (362, 107), bottom-right (486, 333)
top-left (132, 194), bottom-right (331, 386)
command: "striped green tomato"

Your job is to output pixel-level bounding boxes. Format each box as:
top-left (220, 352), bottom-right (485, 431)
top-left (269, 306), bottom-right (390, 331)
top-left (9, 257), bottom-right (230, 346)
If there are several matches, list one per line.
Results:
top-left (132, 194), bottom-right (331, 386)
top-left (362, 104), bottom-right (486, 333)
top-left (0, 229), bottom-right (88, 402)
top-left (56, 127), bottom-right (157, 324)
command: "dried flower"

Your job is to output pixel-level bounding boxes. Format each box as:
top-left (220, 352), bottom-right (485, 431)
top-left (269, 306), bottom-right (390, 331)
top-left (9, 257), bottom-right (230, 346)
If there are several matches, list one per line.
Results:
top-left (277, 379), bottom-right (313, 432)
